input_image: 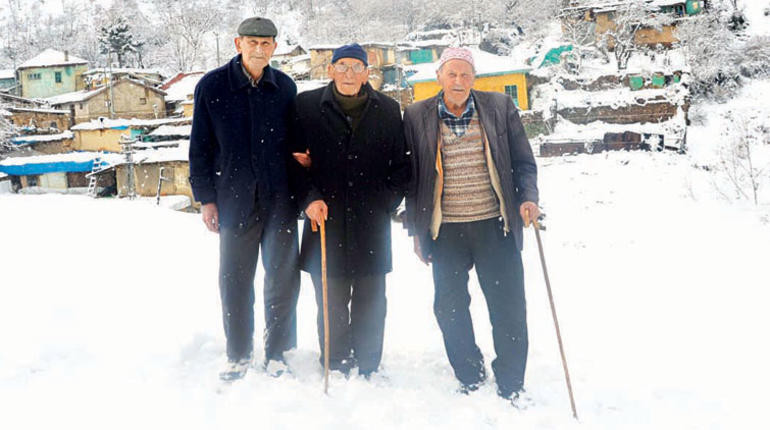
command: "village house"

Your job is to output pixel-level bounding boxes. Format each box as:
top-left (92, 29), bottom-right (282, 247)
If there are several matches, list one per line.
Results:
top-left (0, 151), bottom-right (120, 193)
top-left (0, 69), bottom-right (16, 92)
top-left (407, 48), bottom-right (531, 110)
top-left (16, 49), bottom-right (88, 99)
top-left (271, 44), bottom-right (307, 63)
top-left (81, 68), bottom-right (164, 90)
top-left (46, 78), bottom-right (167, 124)
top-left (93, 142), bottom-right (194, 206)
top-left (160, 71), bottom-right (203, 116)
top-left (70, 117), bottom-right (191, 153)
top-left (563, 0), bottom-right (706, 48)
top-left (4, 106), bottom-right (71, 130)
top-left (9, 131), bottom-right (74, 155)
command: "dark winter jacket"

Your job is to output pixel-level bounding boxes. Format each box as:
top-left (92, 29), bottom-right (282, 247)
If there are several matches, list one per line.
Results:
top-left (404, 89), bottom-right (538, 251)
top-left (292, 82), bottom-right (410, 277)
top-left (188, 55), bottom-right (298, 227)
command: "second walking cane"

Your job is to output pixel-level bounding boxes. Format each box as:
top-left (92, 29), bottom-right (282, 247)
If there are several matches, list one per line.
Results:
top-left (529, 211), bottom-right (578, 420)
top-left (311, 218), bottom-right (330, 394)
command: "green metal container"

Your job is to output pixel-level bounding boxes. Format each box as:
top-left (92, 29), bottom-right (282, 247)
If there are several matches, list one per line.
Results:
top-left (651, 74), bottom-right (666, 88)
top-left (629, 76), bottom-right (644, 90)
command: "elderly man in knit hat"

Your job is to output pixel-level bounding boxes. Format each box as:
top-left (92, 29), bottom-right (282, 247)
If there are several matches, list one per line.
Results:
top-left (403, 47), bottom-right (541, 403)
top-left (291, 43), bottom-right (410, 377)
top-left (189, 17), bottom-right (301, 381)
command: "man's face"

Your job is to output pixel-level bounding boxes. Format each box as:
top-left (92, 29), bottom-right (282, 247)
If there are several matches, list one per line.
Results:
top-left (436, 59), bottom-right (475, 107)
top-left (235, 36), bottom-right (277, 73)
top-left (327, 58), bottom-right (369, 96)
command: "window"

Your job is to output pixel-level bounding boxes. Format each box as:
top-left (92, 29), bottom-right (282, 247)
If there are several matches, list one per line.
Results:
top-left (27, 175), bottom-right (38, 187)
top-left (139, 97), bottom-right (147, 105)
top-left (504, 85), bottom-right (519, 107)
top-left (55, 71), bottom-right (62, 83)
top-left (28, 73), bottom-right (41, 80)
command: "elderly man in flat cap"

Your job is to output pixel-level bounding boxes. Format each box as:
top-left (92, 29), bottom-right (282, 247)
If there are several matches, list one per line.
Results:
top-left (403, 47), bottom-right (541, 404)
top-left (291, 43), bottom-right (410, 377)
top-left (189, 17), bottom-right (301, 381)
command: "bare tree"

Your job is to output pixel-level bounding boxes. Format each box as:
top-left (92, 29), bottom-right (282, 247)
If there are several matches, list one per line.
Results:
top-left (714, 113), bottom-right (769, 205)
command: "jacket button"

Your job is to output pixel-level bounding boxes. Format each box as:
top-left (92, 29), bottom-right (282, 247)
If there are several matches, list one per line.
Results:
top-left (348, 181), bottom-right (354, 187)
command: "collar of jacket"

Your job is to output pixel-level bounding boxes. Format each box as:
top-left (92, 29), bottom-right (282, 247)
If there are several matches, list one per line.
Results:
top-left (421, 89), bottom-right (498, 147)
top-left (320, 81), bottom-right (380, 115)
top-left (228, 54), bottom-right (279, 92)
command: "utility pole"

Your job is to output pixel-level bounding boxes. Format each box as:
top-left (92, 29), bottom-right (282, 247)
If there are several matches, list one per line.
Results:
top-left (107, 51), bottom-right (116, 119)
top-left (214, 32), bottom-right (221, 65)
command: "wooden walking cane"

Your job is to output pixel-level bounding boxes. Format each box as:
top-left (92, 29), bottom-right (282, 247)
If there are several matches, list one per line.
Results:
top-left (311, 218), bottom-right (330, 394)
top-left (528, 210), bottom-right (579, 420)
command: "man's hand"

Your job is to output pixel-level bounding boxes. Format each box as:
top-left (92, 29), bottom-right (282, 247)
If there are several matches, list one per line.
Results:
top-left (202, 202), bottom-right (219, 233)
top-left (305, 200), bottom-right (328, 227)
top-left (292, 149), bottom-right (311, 168)
top-left (520, 201), bottom-right (541, 228)
top-left (413, 235), bottom-right (432, 265)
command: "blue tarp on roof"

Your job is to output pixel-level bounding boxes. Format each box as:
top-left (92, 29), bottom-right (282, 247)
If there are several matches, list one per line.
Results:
top-left (0, 160), bottom-right (95, 176)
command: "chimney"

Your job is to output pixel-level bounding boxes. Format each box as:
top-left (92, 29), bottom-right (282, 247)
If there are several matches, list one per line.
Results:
top-left (64, 50), bottom-right (69, 62)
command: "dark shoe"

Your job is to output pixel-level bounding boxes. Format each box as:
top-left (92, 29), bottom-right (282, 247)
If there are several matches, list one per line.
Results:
top-left (219, 358), bottom-right (250, 381)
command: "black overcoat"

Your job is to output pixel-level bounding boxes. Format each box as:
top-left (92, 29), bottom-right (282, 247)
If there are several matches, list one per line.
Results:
top-left (189, 55), bottom-right (299, 227)
top-left (292, 83), bottom-right (410, 277)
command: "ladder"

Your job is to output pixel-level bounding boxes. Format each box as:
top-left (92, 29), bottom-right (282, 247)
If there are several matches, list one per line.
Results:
top-left (87, 152), bottom-right (105, 197)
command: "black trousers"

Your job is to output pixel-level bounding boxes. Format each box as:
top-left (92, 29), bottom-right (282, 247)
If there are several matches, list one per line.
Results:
top-left (310, 273), bottom-right (387, 375)
top-left (218, 204), bottom-right (300, 362)
top-left (430, 218), bottom-right (528, 397)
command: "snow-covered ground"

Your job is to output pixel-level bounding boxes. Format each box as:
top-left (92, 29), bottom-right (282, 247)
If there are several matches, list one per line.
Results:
top-left (1, 143), bottom-right (769, 429)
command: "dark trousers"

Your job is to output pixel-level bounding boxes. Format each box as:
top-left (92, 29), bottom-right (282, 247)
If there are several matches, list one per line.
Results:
top-left (310, 274), bottom-right (387, 375)
top-left (218, 204), bottom-right (300, 362)
top-left (431, 218), bottom-right (528, 397)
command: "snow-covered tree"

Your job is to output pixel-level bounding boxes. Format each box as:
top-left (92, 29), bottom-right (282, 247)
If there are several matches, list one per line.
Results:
top-left (676, 0), bottom-right (770, 99)
top-left (0, 109), bottom-right (17, 156)
top-left (99, 16), bottom-right (144, 68)
top-left (598, 2), bottom-right (673, 70)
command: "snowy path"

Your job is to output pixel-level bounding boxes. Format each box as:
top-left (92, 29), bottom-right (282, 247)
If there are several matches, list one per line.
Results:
top-left (1, 151), bottom-right (769, 429)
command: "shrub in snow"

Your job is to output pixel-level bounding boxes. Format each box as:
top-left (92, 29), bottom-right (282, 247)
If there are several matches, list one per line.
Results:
top-left (713, 113), bottom-right (770, 205)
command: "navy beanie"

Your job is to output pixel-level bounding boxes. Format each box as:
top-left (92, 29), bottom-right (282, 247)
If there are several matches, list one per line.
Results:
top-left (332, 43), bottom-right (368, 66)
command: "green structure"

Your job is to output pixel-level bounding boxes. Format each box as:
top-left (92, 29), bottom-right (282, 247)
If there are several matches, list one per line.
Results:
top-left (659, 1), bottom-right (704, 17)
top-left (17, 49), bottom-right (88, 99)
top-left (540, 45), bottom-right (574, 68)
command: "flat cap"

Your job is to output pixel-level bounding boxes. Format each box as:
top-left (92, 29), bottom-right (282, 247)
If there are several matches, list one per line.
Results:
top-left (237, 17), bottom-right (277, 37)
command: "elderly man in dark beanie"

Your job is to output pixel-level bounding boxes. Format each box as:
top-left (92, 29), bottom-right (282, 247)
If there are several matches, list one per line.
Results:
top-left (291, 43), bottom-right (410, 377)
top-left (189, 16), bottom-right (301, 381)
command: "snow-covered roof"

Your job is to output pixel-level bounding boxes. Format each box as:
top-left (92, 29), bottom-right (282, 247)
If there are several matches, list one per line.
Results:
top-left (133, 139), bottom-right (186, 150)
top-left (0, 151), bottom-right (124, 176)
top-left (112, 141), bottom-right (190, 166)
top-left (309, 45), bottom-right (340, 51)
top-left (147, 125), bottom-right (191, 137)
top-left (273, 44), bottom-right (305, 56)
top-left (296, 80), bottom-right (329, 94)
top-left (18, 49), bottom-right (88, 69)
top-left (83, 68), bottom-right (163, 76)
top-left (0, 69), bottom-right (15, 79)
top-left (45, 87), bottom-right (106, 105)
top-left (163, 73), bottom-right (203, 103)
top-left (6, 106), bottom-right (69, 115)
top-left (407, 48), bottom-right (530, 83)
top-left (71, 117), bottom-right (190, 131)
top-left (10, 131), bottom-right (73, 145)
